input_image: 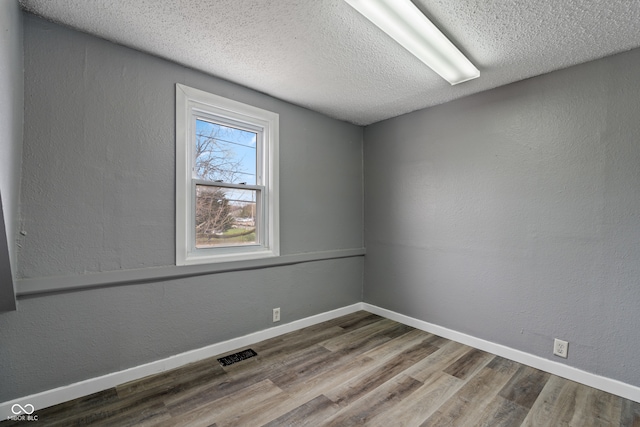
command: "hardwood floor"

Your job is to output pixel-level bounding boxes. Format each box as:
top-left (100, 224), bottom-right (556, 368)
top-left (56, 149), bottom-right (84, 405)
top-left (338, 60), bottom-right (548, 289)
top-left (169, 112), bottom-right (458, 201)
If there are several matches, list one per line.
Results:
top-left (3, 311), bottom-right (639, 426)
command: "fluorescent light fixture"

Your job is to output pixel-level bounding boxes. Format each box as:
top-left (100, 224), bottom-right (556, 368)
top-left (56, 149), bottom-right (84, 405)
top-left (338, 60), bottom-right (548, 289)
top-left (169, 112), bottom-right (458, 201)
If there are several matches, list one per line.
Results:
top-left (344, 0), bottom-right (479, 85)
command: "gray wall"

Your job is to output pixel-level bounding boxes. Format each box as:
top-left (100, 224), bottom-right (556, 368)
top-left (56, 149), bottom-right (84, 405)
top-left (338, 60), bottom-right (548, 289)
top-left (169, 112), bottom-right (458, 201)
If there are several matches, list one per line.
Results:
top-left (0, 15), bottom-right (363, 402)
top-left (0, 0), bottom-right (23, 312)
top-left (364, 47), bottom-right (640, 387)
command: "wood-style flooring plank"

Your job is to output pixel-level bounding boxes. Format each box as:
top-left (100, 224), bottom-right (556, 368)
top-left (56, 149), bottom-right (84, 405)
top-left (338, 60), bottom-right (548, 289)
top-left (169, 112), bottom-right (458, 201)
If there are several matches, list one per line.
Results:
top-left (319, 318), bottom-right (412, 352)
top-left (403, 340), bottom-right (474, 383)
top-left (520, 374), bottom-right (568, 427)
top-left (261, 395), bottom-right (341, 427)
top-left (210, 384), bottom-right (294, 427)
top-left (244, 311), bottom-right (376, 362)
top-left (322, 375), bottom-right (424, 427)
top-left (442, 348), bottom-right (494, 381)
top-left (250, 325), bottom-right (344, 360)
top-left (566, 384), bottom-right (622, 427)
top-left (361, 328), bottom-right (435, 361)
top-left (550, 380), bottom-right (585, 426)
top-left (420, 356), bottom-right (520, 427)
top-left (324, 340), bottom-right (439, 407)
top-left (498, 364), bottom-right (550, 410)
top-left (474, 395), bottom-right (530, 427)
top-left (334, 312), bottom-right (386, 332)
top-left (162, 379), bottom-right (284, 427)
top-left (273, 353), bottom-right (379, 407)
top-left (529, 377), bottom-right (622, 427)
top-left (271, 354), bottom-right (387, 417)
top-left (370, 371), bottom-right (464, 426)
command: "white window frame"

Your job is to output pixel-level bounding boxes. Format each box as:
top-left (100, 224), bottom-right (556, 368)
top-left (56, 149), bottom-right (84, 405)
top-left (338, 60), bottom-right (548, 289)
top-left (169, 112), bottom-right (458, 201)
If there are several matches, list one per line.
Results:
top-left (176, 84), bottom-right (279, 265)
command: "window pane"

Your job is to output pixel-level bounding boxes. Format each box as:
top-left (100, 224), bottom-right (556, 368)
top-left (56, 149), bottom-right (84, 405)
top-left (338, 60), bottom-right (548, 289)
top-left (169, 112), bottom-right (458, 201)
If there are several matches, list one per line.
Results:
top-left (195, 185), bottom-right (258, 248)
top-left (195, 119), bottom-right (257, 185)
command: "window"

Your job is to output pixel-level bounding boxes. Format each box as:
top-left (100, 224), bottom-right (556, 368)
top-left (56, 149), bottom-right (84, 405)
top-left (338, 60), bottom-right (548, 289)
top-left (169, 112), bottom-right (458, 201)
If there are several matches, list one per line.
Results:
top-left (176, 84), bottom-right (279, 265)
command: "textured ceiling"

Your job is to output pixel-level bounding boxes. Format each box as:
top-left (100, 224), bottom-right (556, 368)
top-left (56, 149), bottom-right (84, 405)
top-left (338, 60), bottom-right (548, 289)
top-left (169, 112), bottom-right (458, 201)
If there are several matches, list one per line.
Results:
top-left (19, 0), bottom-right (640, 125)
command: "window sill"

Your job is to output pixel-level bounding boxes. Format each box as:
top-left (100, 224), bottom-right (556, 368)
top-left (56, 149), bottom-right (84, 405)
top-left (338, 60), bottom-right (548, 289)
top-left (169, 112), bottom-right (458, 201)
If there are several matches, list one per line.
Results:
top-left (178, 246), bottom-right (278, 266)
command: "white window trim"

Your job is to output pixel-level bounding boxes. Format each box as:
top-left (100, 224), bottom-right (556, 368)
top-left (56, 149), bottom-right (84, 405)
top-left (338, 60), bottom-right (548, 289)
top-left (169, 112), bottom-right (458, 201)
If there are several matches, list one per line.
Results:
top-left (176, 84), bottom-right (279, 266)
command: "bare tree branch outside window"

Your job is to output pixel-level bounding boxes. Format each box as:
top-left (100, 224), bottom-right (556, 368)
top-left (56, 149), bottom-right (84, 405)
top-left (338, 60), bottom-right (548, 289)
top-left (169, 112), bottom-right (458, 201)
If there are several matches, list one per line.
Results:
top-left (194, 120), bottom-right (257, 247)
top-left (195, 123), bottom-right (246, 183)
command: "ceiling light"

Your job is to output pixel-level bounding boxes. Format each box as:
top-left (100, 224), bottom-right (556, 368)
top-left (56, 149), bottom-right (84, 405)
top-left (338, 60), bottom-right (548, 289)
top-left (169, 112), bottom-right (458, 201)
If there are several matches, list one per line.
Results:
top-left (344, 0), bottom-right (480, 85)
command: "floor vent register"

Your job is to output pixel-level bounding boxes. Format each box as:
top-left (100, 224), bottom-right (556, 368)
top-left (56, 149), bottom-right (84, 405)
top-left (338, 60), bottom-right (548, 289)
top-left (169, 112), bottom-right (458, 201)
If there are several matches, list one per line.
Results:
top-left (217, 349), bottom-right (258, 367)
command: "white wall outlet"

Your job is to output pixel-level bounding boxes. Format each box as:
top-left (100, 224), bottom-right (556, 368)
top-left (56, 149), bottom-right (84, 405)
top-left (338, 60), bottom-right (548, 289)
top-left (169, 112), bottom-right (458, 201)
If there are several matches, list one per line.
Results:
top-left (272, 307), bottom-right (281, 323)
top-left (553, 338), bottom-right (568, 358)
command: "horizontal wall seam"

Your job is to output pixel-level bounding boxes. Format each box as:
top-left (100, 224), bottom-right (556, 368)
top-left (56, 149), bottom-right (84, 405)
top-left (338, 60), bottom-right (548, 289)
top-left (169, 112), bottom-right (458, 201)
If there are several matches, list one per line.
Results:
top-left (17, 248), bottom-right (366, 297)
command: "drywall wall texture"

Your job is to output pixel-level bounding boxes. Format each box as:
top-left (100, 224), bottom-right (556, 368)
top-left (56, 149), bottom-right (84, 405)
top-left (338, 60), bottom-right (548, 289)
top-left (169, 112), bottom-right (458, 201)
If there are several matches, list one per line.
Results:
top-left (17, 19), bottom-right (363, 278)
top-left (0, 14), bottom-right (363, 402)
top-left (0, 0), bottom-right (23, 311)
top-left (364, 47), bottom-right (640, 387)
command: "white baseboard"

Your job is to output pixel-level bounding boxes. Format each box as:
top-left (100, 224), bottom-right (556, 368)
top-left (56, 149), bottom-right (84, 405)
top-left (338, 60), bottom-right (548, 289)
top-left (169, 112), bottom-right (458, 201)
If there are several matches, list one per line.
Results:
top-left (363, 303), bottom-right (640, 404)
top-left (0, 303), bottom-right (365, 420)
top-left (3, 301), bottom-right (638, 420)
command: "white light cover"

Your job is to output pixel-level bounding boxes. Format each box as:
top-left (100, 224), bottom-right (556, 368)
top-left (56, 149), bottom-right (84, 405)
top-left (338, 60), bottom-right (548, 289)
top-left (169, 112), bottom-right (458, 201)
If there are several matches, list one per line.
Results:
top-left (345, 0), bottom-right (479, 85)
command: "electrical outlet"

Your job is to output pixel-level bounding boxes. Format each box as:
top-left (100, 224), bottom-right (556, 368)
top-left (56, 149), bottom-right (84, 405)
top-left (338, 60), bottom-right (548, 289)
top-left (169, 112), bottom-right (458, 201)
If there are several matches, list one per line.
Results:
top-left (273, 307), bottom-right (281, 323)
top-left (553, 338), bottom-right (568, 358)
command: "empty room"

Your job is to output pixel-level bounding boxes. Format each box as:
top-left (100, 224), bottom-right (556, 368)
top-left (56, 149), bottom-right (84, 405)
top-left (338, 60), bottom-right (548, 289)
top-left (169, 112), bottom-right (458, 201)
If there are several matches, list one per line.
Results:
top-left (1, 0), bottom-right (640, 425)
